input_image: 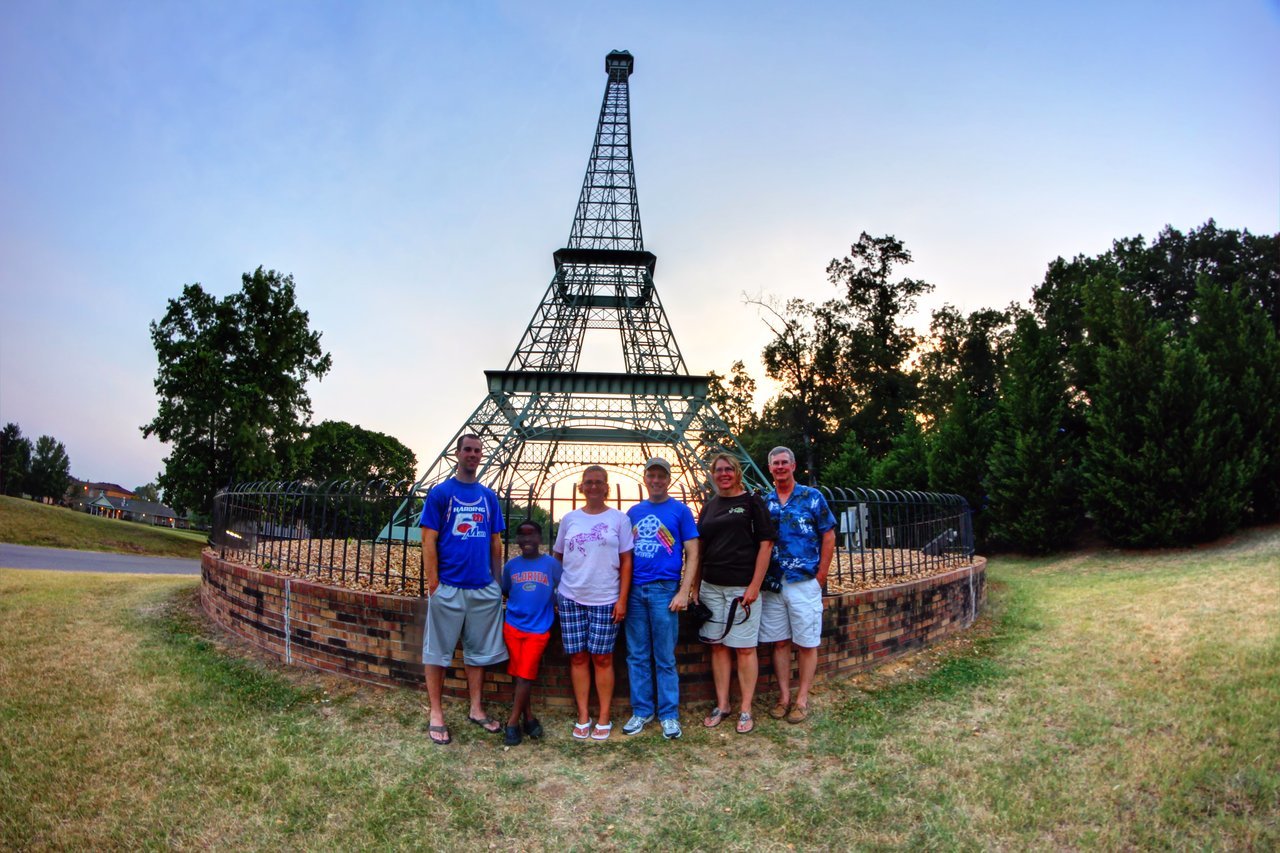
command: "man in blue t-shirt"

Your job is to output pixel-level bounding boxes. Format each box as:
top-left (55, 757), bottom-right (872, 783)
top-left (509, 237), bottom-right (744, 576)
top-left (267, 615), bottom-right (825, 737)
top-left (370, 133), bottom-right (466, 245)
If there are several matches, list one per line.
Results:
top-left (759, 446), bottom-right (836, 725)
top-left (621, 457), bottom-right (700, 740)
top-left (419, 433), bottom-right (508, 745)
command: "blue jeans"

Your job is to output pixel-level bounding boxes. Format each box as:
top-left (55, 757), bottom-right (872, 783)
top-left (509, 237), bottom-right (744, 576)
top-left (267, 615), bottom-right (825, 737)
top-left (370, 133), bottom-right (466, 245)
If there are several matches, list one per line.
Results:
top-left (625, 579), bottom-right (680, 720)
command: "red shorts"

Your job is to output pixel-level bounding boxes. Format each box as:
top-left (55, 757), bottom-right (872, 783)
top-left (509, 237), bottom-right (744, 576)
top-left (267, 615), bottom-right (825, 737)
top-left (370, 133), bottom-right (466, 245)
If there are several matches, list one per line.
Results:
top-left (504, 623), bottom-right (551, 681)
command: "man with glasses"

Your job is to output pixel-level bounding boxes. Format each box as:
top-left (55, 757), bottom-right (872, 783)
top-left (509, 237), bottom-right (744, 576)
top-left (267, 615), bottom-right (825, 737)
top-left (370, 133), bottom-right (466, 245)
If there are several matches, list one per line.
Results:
top-left (621, 457), bottom-right (700, 740)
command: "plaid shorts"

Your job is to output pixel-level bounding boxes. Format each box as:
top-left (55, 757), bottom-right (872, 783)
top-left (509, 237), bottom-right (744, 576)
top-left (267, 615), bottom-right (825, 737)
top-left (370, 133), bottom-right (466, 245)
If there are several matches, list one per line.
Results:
top-left (557, 594), bottom-right (620, 655)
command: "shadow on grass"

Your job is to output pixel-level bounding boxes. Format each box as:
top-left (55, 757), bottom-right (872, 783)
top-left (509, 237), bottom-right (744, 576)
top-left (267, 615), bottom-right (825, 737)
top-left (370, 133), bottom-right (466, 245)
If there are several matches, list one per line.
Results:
top-left (813, 576), bottom-right (1041, 753)
top-left (132, 586), bottom-right (317, 715)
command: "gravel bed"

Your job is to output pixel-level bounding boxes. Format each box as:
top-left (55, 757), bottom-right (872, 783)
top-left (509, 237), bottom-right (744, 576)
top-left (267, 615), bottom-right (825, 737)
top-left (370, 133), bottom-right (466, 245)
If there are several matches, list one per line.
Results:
top-left (214, 539), bottom-right (978, 598)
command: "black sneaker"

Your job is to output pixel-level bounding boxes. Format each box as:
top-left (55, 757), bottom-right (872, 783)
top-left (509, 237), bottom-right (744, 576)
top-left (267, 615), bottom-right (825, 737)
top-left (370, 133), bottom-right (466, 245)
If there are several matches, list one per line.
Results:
top-left (504, 725), bottom-right (522, 746)
top-left (523, 717), bottom-right (544, 739)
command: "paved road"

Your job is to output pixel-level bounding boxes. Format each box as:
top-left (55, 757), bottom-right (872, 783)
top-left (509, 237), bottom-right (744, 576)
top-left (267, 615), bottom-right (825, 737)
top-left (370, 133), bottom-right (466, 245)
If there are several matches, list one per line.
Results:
top-left (0, 543), bottom-right (201, 575)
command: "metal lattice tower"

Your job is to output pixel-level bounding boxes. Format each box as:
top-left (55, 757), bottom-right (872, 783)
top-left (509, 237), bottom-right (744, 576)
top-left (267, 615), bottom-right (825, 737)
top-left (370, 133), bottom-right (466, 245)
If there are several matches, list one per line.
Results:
top-left (412, 50), bottom-right (765, 501)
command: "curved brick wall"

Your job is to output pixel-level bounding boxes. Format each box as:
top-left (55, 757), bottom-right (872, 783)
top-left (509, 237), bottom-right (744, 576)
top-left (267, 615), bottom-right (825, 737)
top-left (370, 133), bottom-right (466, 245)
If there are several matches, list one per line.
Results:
top-left (201, 550), bottom-right (986, 709)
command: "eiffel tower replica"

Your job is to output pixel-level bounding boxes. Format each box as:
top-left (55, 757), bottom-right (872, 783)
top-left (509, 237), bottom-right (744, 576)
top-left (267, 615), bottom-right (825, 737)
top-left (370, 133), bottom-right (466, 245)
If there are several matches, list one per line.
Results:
top-left (407, 50), bottom-right (764, 510)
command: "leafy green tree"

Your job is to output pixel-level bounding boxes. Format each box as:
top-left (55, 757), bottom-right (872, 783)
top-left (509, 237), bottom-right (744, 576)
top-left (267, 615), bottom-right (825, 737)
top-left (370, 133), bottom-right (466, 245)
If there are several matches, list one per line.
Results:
top-left (1082, 279), bottom-right (1248, 546)
top-left (133, 483), bottom-right (161, 502)
top-left (1, 422), bottom-right (32, 496)
top-left (706, 360), bottom-right (759, 436)
top-left (142, 267), bottom-right (332, 515)
top-left (751, 296), bottom-right (847, 478)
top-left (917, 304), bottom-right (1012, 428)
top-left (296, 420), bottom-right (418, 485)
top-left (826, 233), bottom-right (934, 456)
top-left (986, 314), bottom-right (1081, 553)
top-left (28, 435), bottom-right (71, 502)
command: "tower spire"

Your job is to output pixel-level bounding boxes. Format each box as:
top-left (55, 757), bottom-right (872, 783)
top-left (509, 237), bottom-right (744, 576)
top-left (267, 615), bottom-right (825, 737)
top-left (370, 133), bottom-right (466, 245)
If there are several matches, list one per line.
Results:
top-left (404, 50), bottom-right (764, 510)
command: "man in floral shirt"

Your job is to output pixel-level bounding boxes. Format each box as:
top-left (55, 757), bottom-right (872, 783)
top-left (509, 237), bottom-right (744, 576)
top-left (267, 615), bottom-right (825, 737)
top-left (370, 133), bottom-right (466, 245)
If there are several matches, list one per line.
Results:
top-left (760, 446), bottom-right (835, 724)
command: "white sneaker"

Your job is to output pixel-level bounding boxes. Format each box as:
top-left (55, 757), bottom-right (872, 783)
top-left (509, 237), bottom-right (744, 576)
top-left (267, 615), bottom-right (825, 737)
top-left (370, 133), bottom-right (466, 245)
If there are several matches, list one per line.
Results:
top-left (660, 718), bottom-right (682, 740)
top-left (622, 714), bottom-right (654, 735)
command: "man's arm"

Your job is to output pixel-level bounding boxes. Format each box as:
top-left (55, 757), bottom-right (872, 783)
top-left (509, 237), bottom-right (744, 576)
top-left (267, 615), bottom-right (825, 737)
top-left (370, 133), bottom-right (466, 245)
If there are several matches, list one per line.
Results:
top-left (421, 528), bottom-right (440, 595)
top-left (670, 539), bottom-right (699, 611)
top-left (816, 528), bottom-right (836, 587)
top-left (490, 533), bottom-right (504, 584)
top-left (613, 550), bottom-right (633, 623)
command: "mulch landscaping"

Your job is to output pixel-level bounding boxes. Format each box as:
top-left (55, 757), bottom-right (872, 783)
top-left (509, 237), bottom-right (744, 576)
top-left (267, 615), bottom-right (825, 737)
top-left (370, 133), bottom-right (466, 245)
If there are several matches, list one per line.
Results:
top-left (213, 538), bottom-right (977, 598)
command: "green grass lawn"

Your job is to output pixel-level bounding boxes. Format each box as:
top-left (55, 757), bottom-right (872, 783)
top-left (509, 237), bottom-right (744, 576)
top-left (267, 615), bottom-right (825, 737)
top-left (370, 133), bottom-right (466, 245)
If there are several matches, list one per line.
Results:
top-left (0, 495), bottom-right (206, 558)
top-left (1, 527), bottom-right (1276, 849)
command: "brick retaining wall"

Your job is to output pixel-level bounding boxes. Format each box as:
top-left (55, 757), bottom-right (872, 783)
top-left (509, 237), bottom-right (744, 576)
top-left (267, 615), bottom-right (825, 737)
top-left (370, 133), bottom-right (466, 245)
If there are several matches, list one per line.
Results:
top-left (201, 550), bottom-right (986, 709)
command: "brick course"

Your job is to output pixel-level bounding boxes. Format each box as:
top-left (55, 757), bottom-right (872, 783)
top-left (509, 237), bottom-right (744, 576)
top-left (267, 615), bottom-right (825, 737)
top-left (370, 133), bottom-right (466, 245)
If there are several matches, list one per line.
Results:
top-left (201, 550), bottom-right (986, 709)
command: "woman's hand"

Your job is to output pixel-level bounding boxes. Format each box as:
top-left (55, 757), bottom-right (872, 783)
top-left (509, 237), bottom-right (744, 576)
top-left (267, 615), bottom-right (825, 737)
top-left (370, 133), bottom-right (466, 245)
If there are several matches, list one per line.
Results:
top-left (612, 600), bottom-right (627, 623)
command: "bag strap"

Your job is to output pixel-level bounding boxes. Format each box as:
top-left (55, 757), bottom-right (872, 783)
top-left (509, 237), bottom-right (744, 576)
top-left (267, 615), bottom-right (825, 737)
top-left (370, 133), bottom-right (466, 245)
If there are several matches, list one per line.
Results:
top-left (710, 596), bottom-right (750, 642)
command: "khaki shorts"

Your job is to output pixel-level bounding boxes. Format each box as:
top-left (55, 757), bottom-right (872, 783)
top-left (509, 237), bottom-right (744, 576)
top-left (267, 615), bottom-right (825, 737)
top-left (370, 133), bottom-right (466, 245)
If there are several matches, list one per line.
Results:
top-left (697, 581), bottom-right (761, 648)
top-left (758, 577), bottom-right (823, 647)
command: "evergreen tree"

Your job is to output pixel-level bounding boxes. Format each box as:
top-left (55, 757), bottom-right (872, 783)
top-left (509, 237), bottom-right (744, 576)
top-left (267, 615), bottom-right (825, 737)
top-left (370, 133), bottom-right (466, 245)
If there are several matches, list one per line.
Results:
top-left (822, 431), bottom-right (874, 488)
top-left (927, 387), bottom-right (992, 538)
top-left (867, 418), bottom-right (929, 491)
top-left (1187, 282), bottom-right (1280, 521)
top-left (1082, 280), bottom-right (1247, 546)
top-left (987, 314), bottom-right (1080, 552)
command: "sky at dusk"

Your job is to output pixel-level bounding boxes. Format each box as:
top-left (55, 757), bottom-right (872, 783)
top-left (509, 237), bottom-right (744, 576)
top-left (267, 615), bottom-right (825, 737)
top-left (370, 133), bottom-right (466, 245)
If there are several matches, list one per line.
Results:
top-left (2, 0), bottom-right (1277, 492)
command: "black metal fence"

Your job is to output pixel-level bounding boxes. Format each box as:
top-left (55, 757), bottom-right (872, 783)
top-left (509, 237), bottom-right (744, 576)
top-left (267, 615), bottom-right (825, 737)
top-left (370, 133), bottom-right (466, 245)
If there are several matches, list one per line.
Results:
top-left (210, 480), bottom-right (973, 597)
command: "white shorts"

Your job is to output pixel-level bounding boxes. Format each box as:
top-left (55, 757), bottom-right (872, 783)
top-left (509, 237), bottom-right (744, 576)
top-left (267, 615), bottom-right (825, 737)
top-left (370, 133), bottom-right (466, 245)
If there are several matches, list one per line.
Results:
top-left (758, 577), bottom-right (822, 648)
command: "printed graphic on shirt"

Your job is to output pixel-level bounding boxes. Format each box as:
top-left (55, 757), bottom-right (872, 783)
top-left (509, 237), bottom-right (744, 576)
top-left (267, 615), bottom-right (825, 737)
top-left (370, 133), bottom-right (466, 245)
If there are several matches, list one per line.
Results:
top-left (449, 497), bottom-right (489, 539)
top-left (508, 568), bottom-right (552, 592)
top-left (564, 522), bottom-right (610, 555)
top-left (632, 514), bottom-right (675, 559)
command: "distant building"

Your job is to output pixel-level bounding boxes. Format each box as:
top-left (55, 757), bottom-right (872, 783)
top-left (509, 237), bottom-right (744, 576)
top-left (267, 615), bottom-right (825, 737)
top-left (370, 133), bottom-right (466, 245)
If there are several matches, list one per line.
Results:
top-left (68, 480), bottom-right (186, 528)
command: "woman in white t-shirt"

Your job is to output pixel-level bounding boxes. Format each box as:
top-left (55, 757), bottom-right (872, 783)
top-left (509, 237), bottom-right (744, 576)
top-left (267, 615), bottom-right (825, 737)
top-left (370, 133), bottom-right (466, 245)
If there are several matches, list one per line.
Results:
top-left (553, 465), bottom-right (634, 741)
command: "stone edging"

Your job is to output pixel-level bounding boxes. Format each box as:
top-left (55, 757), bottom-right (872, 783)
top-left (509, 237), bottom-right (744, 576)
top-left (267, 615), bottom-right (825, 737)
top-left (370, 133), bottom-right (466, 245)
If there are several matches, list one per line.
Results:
top-left (201, 550), bottom-right (986, 708)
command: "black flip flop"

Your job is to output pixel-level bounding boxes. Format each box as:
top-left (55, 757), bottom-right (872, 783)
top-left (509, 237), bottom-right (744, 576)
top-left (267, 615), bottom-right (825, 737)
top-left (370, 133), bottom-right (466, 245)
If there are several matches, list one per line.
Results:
top-left (468, 715), bottom-right (502, 734)
top-left (428, 724), bottom-right (452, 745)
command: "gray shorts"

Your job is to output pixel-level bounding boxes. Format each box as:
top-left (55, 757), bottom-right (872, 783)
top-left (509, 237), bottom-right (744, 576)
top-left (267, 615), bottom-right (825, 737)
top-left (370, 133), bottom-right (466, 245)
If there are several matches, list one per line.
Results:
top-left (422, 581), bottom-right (508, 667)
top-left (698, 581), bottom-right (762, 648)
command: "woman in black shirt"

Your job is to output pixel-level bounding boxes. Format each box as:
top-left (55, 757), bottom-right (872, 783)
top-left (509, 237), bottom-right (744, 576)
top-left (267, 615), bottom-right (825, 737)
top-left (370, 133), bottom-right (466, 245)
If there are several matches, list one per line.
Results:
top-left (695, 453), bottom-right (776, 734)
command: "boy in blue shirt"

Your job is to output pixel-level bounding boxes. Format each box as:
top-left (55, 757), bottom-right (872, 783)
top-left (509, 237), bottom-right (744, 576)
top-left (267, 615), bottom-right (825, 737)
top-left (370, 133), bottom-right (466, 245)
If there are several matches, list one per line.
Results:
top-left (501, 519), bottom-right (562, 746)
